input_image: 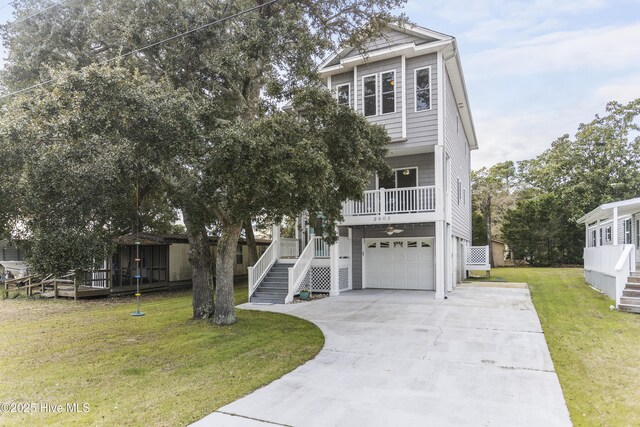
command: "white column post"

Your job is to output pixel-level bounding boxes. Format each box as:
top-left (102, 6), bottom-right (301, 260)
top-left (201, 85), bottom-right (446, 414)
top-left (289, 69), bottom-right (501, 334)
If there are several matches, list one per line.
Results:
top-left (434, 145), bottom-right (445, 219)
top-left (585, 223), bottom-right (589, 248)
top-left (613, 207), bottom-right (619, 245)
top-left (330, 227), bottom-right (340, 296)
top-left (272, 224), bottom-right (281, 258)
top-left (380, 188), bottom-right (386, 216)
top-left (348, 228), bottom-right (353, 290)
top-left (596, 219), bottom-right (601, 247)
top-left (435, 220), bottom-right (445, 299)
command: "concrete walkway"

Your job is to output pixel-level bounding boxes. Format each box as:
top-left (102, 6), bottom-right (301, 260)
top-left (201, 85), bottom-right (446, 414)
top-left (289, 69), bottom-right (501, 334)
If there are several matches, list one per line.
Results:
top-left (193, 283), bottom-right (571, 427)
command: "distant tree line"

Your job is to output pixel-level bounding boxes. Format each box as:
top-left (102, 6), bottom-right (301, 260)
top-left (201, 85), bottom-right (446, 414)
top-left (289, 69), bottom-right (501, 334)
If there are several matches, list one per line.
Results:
top-left (472, 99), bottom-right (640, 266)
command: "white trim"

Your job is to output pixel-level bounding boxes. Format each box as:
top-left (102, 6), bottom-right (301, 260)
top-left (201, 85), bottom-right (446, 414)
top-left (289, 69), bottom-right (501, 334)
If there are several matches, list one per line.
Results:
top-left (437, 51), bottom-right (444, 146)
top-left (353, 65), bottom-right (358, 113)
top-left (327, 75), bottom-right (332, 91)
top-left (380, 69), bottom-right (397, 115)
top-left (401, 55), bottom-right (407, 138)
top-left (376, 166), bottom-right (419, 189)
top-left (335, 82), bottom-right (351, 107)
top-left (362, 73), bottom-right (378, 117)
top-left (414, 66), bottom-right (432, 112)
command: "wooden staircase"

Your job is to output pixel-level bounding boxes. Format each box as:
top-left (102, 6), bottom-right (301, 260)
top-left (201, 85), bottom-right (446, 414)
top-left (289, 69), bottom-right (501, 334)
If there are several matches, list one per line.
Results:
top-left (250, 262), bottom-right (289, 304)
top-left (620, 272), bottom-right (640, 314)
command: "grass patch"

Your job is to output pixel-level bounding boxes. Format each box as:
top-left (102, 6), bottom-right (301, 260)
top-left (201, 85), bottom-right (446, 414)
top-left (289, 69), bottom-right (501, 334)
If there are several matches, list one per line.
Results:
top-left (495, 267), bottom-right (640, 426)
top-left (0, 283), bottom-right (324, 426)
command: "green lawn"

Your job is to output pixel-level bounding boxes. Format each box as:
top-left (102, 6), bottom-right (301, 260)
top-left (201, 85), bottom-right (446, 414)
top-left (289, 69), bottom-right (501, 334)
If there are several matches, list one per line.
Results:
top-left (489, 267), bottom-right (640, 426)
top-left (0, 283), bottom-right (324, 426)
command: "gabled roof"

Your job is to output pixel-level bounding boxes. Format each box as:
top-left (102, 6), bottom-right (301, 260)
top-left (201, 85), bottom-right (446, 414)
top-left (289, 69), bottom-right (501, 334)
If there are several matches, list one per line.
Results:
top-left (577, 197), bottom-right (640, 224)
top-left (317, 23), bottom-right (478, 151)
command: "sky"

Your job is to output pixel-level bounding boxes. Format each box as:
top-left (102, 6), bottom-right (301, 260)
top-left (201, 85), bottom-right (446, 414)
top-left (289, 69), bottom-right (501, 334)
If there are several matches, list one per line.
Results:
top-left (1, 1), bottom-right (639, 169)
top-left (404, 0), bottom-right (640, 168)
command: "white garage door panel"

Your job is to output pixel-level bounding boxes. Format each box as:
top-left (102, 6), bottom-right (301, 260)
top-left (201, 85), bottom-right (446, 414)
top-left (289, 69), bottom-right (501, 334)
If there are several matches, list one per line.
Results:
top-left (364, 238), bottom-right (434, 290)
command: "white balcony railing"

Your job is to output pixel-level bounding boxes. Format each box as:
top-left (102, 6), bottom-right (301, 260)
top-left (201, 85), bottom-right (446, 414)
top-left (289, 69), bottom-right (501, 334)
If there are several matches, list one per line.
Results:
top-left (342, 186), bottom-right (436, 216)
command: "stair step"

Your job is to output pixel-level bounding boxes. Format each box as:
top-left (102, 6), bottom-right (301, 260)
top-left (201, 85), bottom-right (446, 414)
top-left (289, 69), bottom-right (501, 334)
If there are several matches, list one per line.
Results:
top-left (254, 288), bottom-right (287, 294)
top-left (620, 296), bottom-right (640, 306)
top-left (628, 276), bottom-right (640, 283)
top-left (251, 297), bottom-right (286, 303)
top-left (625, 283), bottom-right (640, 290)
top-left (619, 304), bottom-right (640, 314)
top-left (623, 289), bottom-right (640, 298)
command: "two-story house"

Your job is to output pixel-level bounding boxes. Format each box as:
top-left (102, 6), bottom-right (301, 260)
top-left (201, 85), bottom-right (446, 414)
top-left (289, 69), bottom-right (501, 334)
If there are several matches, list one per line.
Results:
top-left (248, 24), bottom-right (478, 304)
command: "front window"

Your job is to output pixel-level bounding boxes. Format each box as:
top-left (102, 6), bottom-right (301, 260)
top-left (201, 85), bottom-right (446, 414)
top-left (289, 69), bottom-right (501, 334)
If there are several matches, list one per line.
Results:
top-left (415, 67), bottom-right (431, 111)
top-left (591, 229), bottom-right (597, 247)
top-left (336, 84), bottom-right (350, 106)
top-left (624, 218), bottom-right (632, 244)
top-left (606, 226), bottom-right (612, 242)
top-left (363, 75), bottom-right (377, 116)
top-left (381, 71), bottom-right (396, 114)
top-left (236, 246), bottom-right (243, 265)
top-left (378, 168), bottom-right (418, 189)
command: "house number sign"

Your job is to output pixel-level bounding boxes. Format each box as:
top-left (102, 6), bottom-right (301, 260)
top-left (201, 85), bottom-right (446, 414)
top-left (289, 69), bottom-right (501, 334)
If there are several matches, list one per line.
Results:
top-left (374, 216), bottom-right (392, 222)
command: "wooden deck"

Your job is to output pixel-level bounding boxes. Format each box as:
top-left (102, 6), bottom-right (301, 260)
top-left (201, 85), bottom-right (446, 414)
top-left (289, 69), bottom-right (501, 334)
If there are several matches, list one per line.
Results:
top-left (2, 275), bottom-right (112, 300)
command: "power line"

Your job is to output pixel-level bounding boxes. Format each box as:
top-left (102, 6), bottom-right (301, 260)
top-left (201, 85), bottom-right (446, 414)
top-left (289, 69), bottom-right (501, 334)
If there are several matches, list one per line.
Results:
top-left (1, 0), bottom-right (281, 100)
top-left (9, 0), bottom-right (69, 27)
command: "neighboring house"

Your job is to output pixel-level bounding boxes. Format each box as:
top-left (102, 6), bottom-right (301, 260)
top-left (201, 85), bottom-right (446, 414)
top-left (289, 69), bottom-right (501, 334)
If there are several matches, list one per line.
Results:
top-left (491, 240), bottom-right (514, 268)
top-left (249, 24), bottom-right (479, 304)
top-left (3, 233), bottom-right (270, 298)
top-left (0, 239), bottom-right (28, 278)
top-left (578, 197), bottom-right (640, 313)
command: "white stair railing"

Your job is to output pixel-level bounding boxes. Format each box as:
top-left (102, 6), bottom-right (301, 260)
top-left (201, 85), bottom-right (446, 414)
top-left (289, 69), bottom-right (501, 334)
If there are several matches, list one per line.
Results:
top-left (248, 239), bottom-right (279, 301)
top-left (286, 235), bottom-right (319, 303)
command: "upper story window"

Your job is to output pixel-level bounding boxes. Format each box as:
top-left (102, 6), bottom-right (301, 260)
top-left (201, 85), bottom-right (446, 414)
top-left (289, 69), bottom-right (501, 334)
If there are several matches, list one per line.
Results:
top-left (337, 84), bottom-right (350, 106)
top-left (457, 178), bottom-right (461, 205)
top-left (363, 75), bottom-right (377, 116)
top-left (381, 71), bottom-right (396, 114)
top-left (415, 67), bottom-right (431, 111)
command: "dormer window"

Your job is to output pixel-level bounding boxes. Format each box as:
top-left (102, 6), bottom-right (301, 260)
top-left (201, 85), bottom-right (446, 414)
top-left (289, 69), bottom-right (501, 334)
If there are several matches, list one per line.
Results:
top-left (415, 67), bottom-right (431, 111)
top-left (363, 75), bottom-right (377, 116)
top-left (337, 84), bottom-right (350, 106)
top-left (381, 71), bottom-right (396, 114)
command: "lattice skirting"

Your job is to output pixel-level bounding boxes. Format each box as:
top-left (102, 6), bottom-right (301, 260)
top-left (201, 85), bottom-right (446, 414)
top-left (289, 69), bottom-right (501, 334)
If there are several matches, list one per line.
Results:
top-left (339, 268), bottom-right (349, 290)
top-left (294, 267), bottom-right (332, 294)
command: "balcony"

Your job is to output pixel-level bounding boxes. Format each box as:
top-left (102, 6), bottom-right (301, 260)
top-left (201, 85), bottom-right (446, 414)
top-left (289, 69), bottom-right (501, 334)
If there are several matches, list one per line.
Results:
top-left (341, 186), bottom-right (436, 225)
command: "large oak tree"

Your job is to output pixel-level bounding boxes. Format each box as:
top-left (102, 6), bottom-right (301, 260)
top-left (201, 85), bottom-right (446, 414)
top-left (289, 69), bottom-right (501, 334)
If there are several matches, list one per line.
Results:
top-left (1, 0), bottom-right (401, 324)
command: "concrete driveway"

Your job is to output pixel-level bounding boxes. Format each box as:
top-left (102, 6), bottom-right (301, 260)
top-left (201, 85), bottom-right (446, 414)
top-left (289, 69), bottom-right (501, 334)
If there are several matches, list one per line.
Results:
top-left (193, 283), bottom-right (571, 427)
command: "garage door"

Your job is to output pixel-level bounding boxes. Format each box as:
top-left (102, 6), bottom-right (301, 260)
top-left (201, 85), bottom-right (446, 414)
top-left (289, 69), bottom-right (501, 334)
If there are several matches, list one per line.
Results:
top-left (364, 238), bottom-right (434, 290)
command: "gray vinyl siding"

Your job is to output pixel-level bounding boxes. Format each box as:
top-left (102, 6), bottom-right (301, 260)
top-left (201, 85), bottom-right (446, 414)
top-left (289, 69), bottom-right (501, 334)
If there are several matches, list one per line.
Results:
top-left (344, 30), bottom-right (426, 59)
top-left (351, 228), bottom-right (363, 289)
top-left (405, 54), bottom-right (438, 147)
top-left (356, 57), bottom-right (403, 139)
top-left (350, 223), bottom-right (435, 289)
top-left (365, 153), bottom-right (435, 190)
top-left (618, 216), bottom-right (637, 245)
top-left (444, 67), bottom-right (472, 241)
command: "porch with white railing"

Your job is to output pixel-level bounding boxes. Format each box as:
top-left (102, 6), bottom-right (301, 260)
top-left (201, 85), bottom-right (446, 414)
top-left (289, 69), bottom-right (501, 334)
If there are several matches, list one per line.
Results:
top-left (342, 186), bottom-right (436, 217)
top-left (584, 244), bottom-right (636, 308)
top-left (247, 227), bottom-right (351, 304)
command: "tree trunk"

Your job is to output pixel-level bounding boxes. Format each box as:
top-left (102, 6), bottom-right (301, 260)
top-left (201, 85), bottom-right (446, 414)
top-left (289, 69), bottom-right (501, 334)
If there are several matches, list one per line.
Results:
top-left (484, 194), bottom-right (494, 268)
top-left (183, 211), bottom-right (215, 320)
top-left (213, 221), bottom-right (243, 325)
top-left (244, 219), bottom-right (259, 267)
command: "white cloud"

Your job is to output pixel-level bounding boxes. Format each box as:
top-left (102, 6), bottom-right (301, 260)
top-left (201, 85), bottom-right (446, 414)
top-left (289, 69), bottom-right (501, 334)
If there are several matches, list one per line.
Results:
top-left (471, 73), bottom-right (640, 169)
top-left (466, 23), bottom-right (640, 79)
